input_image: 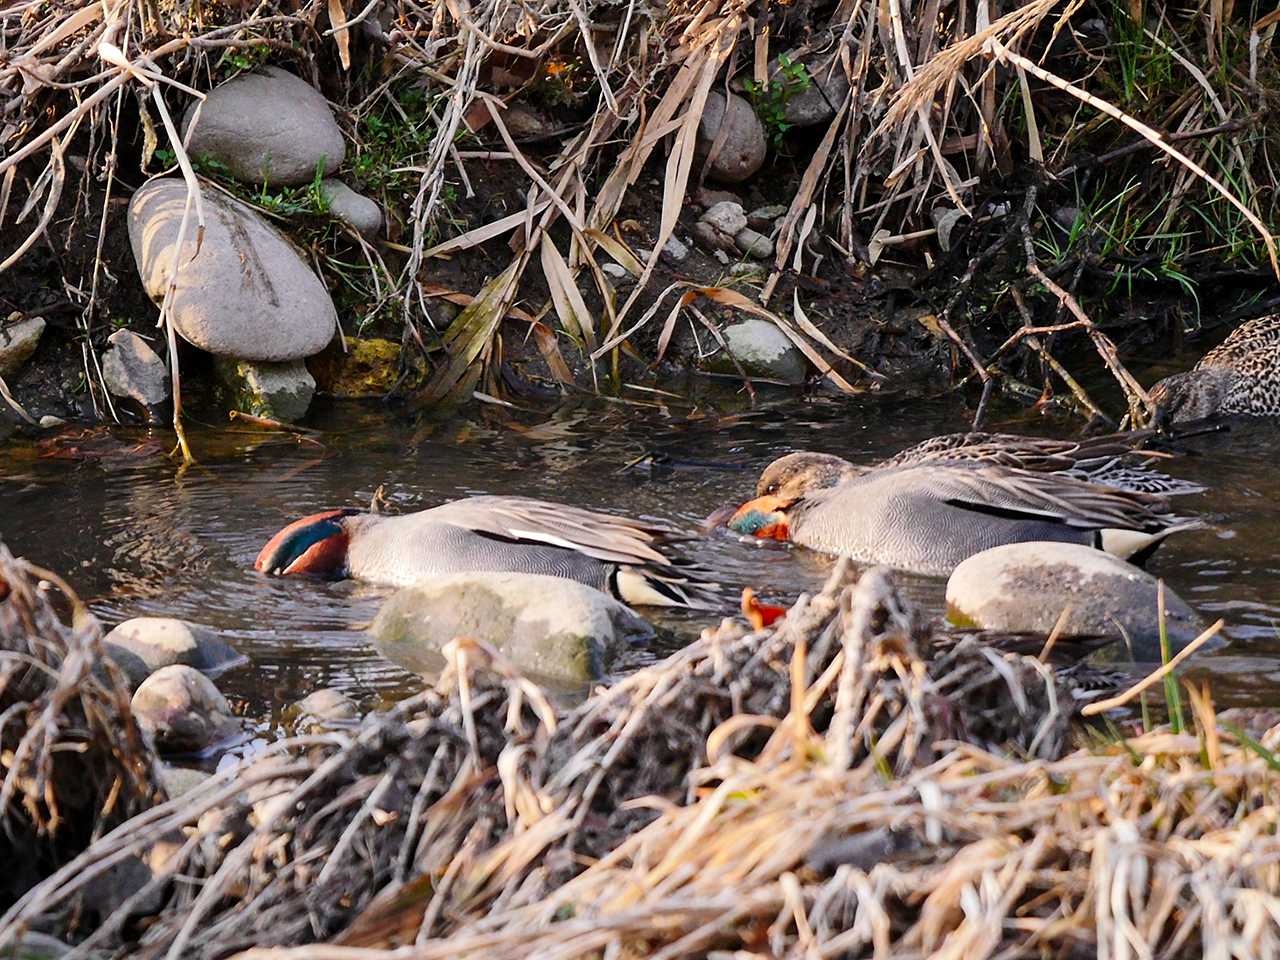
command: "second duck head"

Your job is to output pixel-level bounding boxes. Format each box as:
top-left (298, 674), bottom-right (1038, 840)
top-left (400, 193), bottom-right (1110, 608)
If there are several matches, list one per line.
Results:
top-left (725, 452), bottom-right (859, 540)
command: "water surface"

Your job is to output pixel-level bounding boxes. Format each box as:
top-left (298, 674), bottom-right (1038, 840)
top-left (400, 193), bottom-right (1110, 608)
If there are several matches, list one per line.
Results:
top-left (3, 388), bottom-right (1277, 716)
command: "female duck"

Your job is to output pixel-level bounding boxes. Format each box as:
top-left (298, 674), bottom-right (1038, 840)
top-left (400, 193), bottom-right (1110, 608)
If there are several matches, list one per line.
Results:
top-left (256, 495), bottom-right (716, 608)
top-left (721, 433), bottom-right (1204, 577)
top-left (1150, 314), bottom-right (1280, 424)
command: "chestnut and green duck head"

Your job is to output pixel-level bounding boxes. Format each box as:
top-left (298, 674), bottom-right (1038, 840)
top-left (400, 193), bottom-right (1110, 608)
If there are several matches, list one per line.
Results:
top-left (254, 508), bottom-right (362, 578)
top-left (725, 451), bottom-right (859, 541)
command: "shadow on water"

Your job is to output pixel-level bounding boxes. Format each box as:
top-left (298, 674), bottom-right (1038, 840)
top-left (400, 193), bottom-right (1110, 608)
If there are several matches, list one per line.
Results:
top-left (2, 387), bottom-right (1278, 715)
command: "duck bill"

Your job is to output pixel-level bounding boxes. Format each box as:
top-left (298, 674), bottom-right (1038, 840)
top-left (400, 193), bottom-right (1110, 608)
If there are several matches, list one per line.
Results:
top-left (726, 495), bottom-right (792, 541)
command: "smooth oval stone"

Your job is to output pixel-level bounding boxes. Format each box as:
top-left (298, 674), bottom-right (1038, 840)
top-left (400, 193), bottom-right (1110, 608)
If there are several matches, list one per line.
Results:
top-left (104, 616), bottom-right (245, 691)
top-left (128, 178), bottom-right (337, 361)
top-left (372, 572), bottom-right (654, 688)
top-left (946, 541), bottom-right (1206, 658)
top-left (696, 92), bottom-right (767, 184)
top-left (184, 66), bottom-right (345, 186)
top-left (131, 665), bottom-right (239, 755)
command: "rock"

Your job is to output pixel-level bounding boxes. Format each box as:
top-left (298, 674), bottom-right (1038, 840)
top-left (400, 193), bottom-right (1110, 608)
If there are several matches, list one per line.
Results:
top-left (320, 179), bottom-right (382, 238)
top-left (80, 854), bottom-right (163, 923)
top-left (159, 765), bottom-right (212, 799)
top-left (729, 262), bottom-right (764, 278)
top-left (38, 415), bottom-right (65, 429)
top-left (104, 616), bottom-right (245, 690)
top-left (946, 542), bottom-right (1206, 658)
top-left (747, 204), bottom-right (788, 230)
top-left (497, 103), bottom-right (552, 140)
top-left (661, 236), bottom-right (690, 263)
top-left (602, 262), bottom-right (634, 286)
top-left (215, 357), bottom-right (316, 422)
top-left (183, 66), bottom-right (344, 186)
top-left (774, 50), bottom-right (851, 128)
top-left (131, 665), bottom-right (238, 755)
top-left (101, 330), bottom-right (169, 413)
top-left (703, 318), bottom-right (808, 384)
top-left (372, 573), bottom-right (654, 687)
top-left (702, 200), bottom-right (748, 236)
top-left (692, 220), bottom-right (733, 254)
top-left (696, 92), bottom-right (767, 184)
top-left (734, 226), bottom-right (774, 260)
top-left (308, 336), bottom-right (423, 397)
top-left (129, 179), bottom-right (337, 361)
top-left (0, 314), bottom-right (44, 378)
top-left (291, 687), bottom-right (358, 733)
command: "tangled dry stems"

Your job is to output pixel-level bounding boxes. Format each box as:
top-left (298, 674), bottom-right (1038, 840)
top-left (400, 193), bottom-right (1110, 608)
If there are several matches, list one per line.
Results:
top-left (4, 550), bottom-right (1280, 958)
top-left (3, 0), bottom-right (1278, 432)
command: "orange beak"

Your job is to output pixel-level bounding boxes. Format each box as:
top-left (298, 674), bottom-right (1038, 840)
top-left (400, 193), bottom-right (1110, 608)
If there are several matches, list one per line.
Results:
top-left (726, 494), bottom-right (792, 541)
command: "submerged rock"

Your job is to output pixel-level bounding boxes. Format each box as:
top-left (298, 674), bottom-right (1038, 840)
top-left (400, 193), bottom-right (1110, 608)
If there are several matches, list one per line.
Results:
top-left (184, 66), bottom-right (345, 186)
top-left (372, 572), bottom-right (654, 687)
top-left (104, 616), bottom-right (245, 690)
top-left (131, 665), bottom-right (238, 755)
top-left (696, 92), bottom-right (767, 184)
top-left (128, 178), bottom-right (337, 362)
top-left (290, 687), bottom-right (359, 733)
top-left (703, 318), bottom-right (807, 384)
top-left (946, 541), bottom-right (1205, 658)
top-left (320, 179), bottom-right (383, 238)
top-left (101, 329), bottom-right (169, 415)
top-left (0, 314), bottom-right (44, 378)
top-left (215, 357), bottom-right (316, 422)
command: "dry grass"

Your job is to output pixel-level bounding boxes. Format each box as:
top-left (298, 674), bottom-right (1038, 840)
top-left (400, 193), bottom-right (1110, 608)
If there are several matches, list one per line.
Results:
top-left (5, 558), bottom-right (1278, 958)
top-left (3, 0), bottom-right (1278, 435)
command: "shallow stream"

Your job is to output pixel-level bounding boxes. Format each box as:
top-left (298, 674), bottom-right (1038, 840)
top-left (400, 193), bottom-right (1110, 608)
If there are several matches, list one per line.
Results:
top-left (3, 387), bottom-right (1279, 721)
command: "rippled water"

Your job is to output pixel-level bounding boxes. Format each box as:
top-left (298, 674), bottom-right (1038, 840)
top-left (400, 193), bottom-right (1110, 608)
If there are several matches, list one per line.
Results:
top-left (3, 387), bottom-right (1279, 714)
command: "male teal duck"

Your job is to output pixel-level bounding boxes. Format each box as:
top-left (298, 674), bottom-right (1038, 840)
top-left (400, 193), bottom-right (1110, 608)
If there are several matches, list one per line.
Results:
top-left (256, 495), bottom-right (717, 608)
top-left (720, 432), bottom-right (1205, 576)
top-left (1149, 314), bottom-right (1280, 424)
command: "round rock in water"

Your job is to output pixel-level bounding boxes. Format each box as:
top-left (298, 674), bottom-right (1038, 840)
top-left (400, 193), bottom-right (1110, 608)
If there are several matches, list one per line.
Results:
top-left (104, 616), bottom-right (245, 690)
top-left (128, 178), bottom-right (337, 361)
top-left (696, 92), bottom-right (767, 184)
top-left (184, 66), bottom-right (345, 186)
top-left (131, 664), bottom-right (239, 755)
top-left (372, 572), bottom-right (654, 688)
top-left (946, 541), bottom-right (1205, 658)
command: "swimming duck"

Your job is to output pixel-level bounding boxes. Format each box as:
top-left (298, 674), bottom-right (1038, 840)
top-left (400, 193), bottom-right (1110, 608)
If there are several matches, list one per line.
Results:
top-left (256, 495), bottom-right (717, 608)
top-left (1149, 314), bottom-right (1280, 424)
top-left (720, 434), bottom-right (1204, 576)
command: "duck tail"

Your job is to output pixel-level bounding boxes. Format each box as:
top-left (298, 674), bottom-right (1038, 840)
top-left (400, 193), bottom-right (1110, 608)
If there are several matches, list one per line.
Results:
top-left (612, 565), bottom-right (722, 609)
top-left (1098, 518), bottom-right (1208, 566)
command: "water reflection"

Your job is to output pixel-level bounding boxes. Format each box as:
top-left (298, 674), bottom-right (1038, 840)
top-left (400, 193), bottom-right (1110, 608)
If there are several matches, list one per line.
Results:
top-left (2, 390), bottom-right (1278, 712)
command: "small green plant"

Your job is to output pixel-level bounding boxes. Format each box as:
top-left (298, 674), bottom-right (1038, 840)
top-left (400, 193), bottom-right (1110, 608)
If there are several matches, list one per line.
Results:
top-left (744, 55), bottom-right (811, 147)
top-left (217, 43), bottom-right (270, 78)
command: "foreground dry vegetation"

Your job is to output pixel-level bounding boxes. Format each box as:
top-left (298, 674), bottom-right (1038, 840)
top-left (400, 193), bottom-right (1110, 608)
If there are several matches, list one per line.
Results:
top-left (2, 544), bottom-right (1279, 958)
top-left (2, 0), bottom-right (1279, 434)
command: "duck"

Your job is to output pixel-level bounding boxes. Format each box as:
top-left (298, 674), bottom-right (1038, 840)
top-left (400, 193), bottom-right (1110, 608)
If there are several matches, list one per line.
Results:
top-left (1149, 314), bottom-right (1280, 424)
top-left (718, 433), bottom-right (1205, 576)
top-left (255, 495), bottom-right (718, 608)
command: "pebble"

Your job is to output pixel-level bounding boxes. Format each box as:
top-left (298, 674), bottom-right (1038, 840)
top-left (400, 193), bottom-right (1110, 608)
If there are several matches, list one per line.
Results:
top-left (103, 616), bottom-right (245, 691)
top-left (696, 92), bottom-right (767, 183)
top-left (734, 227), bottom-right (774, 260)
top-left (0, 314), bottom-right (44, 378)
top-left (702, 200), bottom-right (748, 236)
top-left (320, 179), bottom-right (383, 238)
top-left (131, 664), bottom-right (239, 755)
top-left (101, 330), bottom-right (169, 414)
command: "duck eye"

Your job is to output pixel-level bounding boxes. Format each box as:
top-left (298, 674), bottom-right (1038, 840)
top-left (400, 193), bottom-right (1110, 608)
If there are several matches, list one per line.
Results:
top-left (764, 482), bottom-right (779, 495)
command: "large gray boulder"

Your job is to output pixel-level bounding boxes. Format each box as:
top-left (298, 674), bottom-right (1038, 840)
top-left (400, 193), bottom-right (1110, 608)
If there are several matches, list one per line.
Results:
top-left (372, 573), bottom-right (654, 687)
top-left (129, 178), bottom-right (337, 361)
top-left (946, 541), bottom-right (1205, 658)
top-left (104, 616), bottom-right (245, 690)
top-left (696, 92), bottom-right (767, 184)
top-left (702, 318), bottom-right (807, 384)
top-left (101, 329), bottom-right (169, 412)
top-left (184, 66), bottom-right (345, 186)
top-left (131, 664), bottom-right (239, 755)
